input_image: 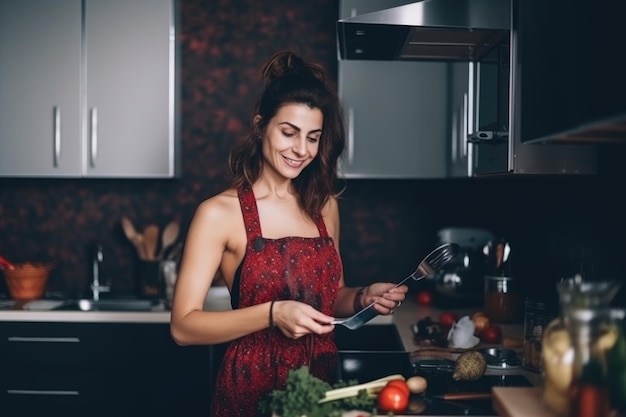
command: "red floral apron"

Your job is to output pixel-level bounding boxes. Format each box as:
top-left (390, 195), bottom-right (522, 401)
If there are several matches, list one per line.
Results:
top-left (210, 186), bottom-right (342, 417)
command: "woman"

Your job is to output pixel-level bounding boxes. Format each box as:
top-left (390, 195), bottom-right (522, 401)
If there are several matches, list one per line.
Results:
top-left (170, 51), bottom-right (408, 417)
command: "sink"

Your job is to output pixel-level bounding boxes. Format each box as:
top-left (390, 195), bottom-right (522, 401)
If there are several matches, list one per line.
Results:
top-left (53, 298), bottom-right (161, 312)
top-left (334, 323), bottom-right (405, 352)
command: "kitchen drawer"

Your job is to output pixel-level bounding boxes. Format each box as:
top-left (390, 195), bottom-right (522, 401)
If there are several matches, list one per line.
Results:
top-left (0, 369), bottom-right (213, 417)
top-left (0, 322), bottom-right (195, 370)
top-left (0, 370), bottom-right (106, 414)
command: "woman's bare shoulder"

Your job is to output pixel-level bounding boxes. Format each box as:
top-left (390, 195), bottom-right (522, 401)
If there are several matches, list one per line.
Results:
top-left (321, 195), bottom-right (340, 236)
top-left (193, 188), bottom-right (241, 225)
top-left (322, 195), bottom-right (339, 217)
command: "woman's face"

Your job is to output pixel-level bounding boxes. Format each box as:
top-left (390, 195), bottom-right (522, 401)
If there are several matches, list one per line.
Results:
top-left (260, 103), bottom-right (323, 180)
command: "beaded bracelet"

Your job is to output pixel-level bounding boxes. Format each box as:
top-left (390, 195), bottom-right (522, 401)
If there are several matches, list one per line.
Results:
top-left (353, 287), bottom-right (366, 312)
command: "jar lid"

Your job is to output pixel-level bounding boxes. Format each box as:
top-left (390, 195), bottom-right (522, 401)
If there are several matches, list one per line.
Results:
top-left (485, 275), bottom-right (517, 293)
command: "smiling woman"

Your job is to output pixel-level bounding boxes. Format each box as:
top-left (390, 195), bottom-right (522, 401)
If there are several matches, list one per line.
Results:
top-left (169, 51), bottom-right (408, 417)
top-left (258, 103), bottom-right (323, 181)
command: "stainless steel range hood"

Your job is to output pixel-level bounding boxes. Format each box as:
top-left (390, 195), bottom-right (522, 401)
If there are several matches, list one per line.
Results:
top-left (337, 0), bottom-right (510, 61)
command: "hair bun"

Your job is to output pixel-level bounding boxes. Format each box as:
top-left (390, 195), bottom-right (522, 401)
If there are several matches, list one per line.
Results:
top-left (261, 51), bottom-right (325, 85)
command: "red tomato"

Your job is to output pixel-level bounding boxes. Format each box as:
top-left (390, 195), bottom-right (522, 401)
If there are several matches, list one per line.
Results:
top-left (438, 311), bottom-right (459, 329)
top-left (481, 323), bottom-right (502, 344)
top-left (416, 290), bottom-right (433, 306)
top-left (385, 379), bottom-right (410, 397)
top-left (378, 385), bottom-right (409, 413)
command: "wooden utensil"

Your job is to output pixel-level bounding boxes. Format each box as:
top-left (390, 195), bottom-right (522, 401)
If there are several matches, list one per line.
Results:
top-left (121, 217), bottom-right (147, 260)
top-left (143, 224), bottom-right (160, 261)
top-left (158, 220), bottom-right (180, 260)
top-left (432, 392), bottom-right (492, 401)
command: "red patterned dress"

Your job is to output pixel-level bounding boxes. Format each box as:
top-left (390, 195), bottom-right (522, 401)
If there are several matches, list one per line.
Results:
top-left (210, 186), bottom-right (342, 417)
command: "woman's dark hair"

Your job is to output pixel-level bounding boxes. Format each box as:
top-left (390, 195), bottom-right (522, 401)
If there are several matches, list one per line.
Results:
top-left (229, 51), bottom-right (345, 218)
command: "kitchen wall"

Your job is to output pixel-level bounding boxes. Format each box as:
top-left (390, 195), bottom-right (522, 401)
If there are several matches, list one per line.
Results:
top-left (1, 0), bottom-right (625, 307)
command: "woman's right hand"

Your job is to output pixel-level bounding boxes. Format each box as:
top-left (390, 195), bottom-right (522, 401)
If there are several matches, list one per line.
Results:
top-left (361, 282), bottom-right (408, 315)
top-left (270, 300), bottom-right (336, 339)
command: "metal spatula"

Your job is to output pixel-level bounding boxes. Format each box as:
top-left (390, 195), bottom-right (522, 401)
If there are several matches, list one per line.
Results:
top-left (332, 243), bottom-right (459, 330)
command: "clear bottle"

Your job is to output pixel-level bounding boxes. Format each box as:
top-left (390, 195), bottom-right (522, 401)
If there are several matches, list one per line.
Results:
top-left (567, 308), bottom-right (620, 417)
top-left (541, 277), bottom-right (621, 417)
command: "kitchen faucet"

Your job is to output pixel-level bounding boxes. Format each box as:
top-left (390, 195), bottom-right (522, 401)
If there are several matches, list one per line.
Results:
top-left (91, 243), bottom-right (110, 301)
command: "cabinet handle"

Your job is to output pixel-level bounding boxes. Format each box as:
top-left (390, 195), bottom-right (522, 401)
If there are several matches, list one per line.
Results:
top-left (347, 107), bottom-right (354, 164)
top-left (451, 105), bottom-right (458, 163)
top-left (7, 389), bottom-right (79, 396)
top-left (53, 106), bottom-right (61, 167)
top-left (90, 107), bottom-right (98, 167)
top-left (7, 336), bottom-right (80, 343)
top-left (463, 92), bottom-right (473, 177)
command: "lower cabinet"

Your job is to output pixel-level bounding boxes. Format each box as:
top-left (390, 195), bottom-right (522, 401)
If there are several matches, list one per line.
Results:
top-left (0, 321), bottom-right (227, 417)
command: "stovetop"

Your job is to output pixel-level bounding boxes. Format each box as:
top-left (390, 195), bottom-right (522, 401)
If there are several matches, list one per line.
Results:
top-left (336, 351), bottom-right (532, 416)
top-left (412, 370), bottom-right (532, 415)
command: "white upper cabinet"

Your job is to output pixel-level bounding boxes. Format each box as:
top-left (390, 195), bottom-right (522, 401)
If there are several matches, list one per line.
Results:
top-left (0, 0), bottom-right (179, 178)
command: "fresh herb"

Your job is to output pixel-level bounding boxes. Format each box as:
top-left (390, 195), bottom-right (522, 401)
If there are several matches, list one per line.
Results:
top-left (258, 366), bottom-right (376, 417)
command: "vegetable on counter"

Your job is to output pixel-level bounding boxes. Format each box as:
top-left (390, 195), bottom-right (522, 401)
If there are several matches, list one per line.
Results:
top-left (405, 376), bottom-right (428, 394)
top-left (385, 379), bottom-right (410, 397)
top-left (480, 323), bottom-right (503, 344)
top-left (375, 376), bottom-right (428, 414)
top-left (452, 351), bottom-right (487, 381)
top-left (438, 311), bottom-right (459, 329)
top-left (259, 366), bottom-right (393, 417)
top-left (377, 383), bottom-right (409, 414)
top-left (416, 290), bottom-right (433, 306)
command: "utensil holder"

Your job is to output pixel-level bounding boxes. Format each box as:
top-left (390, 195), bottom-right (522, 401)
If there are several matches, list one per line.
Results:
top-left (136, 260), bottom-right (165, 299)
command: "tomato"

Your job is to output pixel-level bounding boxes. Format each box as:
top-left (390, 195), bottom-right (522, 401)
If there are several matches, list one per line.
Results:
top-left (481, 323), bottom-right (502, 344)
top-left (385, 379), bottom-right (410, 397)
top-left (438, 311), bottom-right (459, 329)
top-left (378, 385), bottom-right (409, 413)
top-left (416, 290), bottom-right (433, 306)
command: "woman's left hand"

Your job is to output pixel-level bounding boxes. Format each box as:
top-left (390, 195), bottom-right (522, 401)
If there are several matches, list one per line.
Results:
top-left (362, 283), bottom-right (408, 315)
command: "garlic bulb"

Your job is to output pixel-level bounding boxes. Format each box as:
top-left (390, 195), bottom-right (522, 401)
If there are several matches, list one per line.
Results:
top-left (448, 316), bottom-right (480, 349)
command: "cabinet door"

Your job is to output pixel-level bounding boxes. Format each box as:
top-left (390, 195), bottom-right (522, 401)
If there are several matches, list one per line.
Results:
top-left (339, 0), bottom-right (448, 179)
top-left (0, 0), bottom-right (82, 177)
top-left (84, 0), bottom-right (177, 178)
top-left (340, 60), bottom-right (448, 178)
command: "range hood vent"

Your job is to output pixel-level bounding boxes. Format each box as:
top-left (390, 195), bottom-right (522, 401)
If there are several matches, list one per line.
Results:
top-left (527, 115), bottom-right (626, 145)
top-left (337, 0), bottom-right (510, 61)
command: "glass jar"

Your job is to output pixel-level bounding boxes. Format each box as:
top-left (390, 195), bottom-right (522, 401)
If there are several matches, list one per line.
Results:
top-left (541, 278), bottom-right (622, 417)
top-left (567, 308), bottom-right (621, 417)
top-left (523, 297), bottom-right (554, 372)
top-left (484, 276), bottom-right (522, 323)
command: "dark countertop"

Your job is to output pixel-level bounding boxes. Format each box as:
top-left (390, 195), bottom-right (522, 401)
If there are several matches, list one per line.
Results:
top-left (393, 297), bottom-right (542, 387)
